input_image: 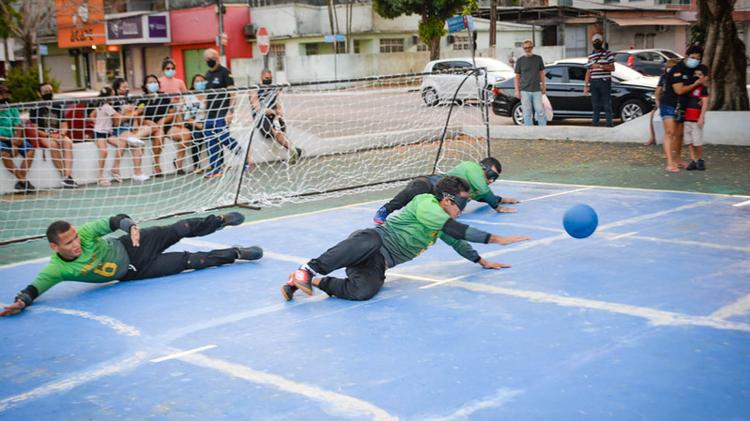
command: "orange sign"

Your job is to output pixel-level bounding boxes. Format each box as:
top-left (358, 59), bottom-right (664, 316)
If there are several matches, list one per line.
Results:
top-left (55, 0), bottom-right (106, 48)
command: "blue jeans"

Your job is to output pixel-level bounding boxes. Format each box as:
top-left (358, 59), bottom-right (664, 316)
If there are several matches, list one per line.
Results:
top-left (590, 79), bottom-right (613, 127)
top-left (520, 91), bottom-right (546, 126)
top-left (204, 117), bottom-right (238, 175)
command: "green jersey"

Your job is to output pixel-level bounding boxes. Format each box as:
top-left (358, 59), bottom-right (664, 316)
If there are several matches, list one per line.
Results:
top-left (445, 161), bottom-right (500, 208)
top-left (32, 218), bottom-right (131, 295)
top-left (377, 193), bottom-right (480, 267)
top-left (0, 107), bottom-right (21, 138)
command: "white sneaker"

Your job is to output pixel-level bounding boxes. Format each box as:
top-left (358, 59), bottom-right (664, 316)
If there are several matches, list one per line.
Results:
top-left (132, 174), bottom-right (150, 182)
top-left (126, 136), bottom-right (145, 147)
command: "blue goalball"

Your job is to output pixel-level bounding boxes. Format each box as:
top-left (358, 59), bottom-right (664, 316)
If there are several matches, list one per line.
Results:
top-left (563, 204), bottom-right (598, 239)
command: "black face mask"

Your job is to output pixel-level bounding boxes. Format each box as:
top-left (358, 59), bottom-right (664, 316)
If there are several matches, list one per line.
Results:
top-left (593, 41), bottom-right (603, 49)
top-left (206, 59), bottom-right (217, 68)
top-left (261, 79), bottom-right (272, 85)
top-left (0, 98), bottom-right (8, 104)
top-left (41, 93), bottom-right (53, 101)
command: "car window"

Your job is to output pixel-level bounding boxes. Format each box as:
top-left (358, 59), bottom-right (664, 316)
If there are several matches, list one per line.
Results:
top-left (545, 67), bottom-right (564, 83)
top-left (637, 52), bottom-right (664, 63)
top-left (614, 53), bottom-right (629, 63)
top-left (660, 50), bottom-right (680, 59)
top-left (449, 61), bottom-right (473, 69)
top-left (432, 62), bottom-right (449, 72)
top-left (567, 66), bottom-right (587, 83)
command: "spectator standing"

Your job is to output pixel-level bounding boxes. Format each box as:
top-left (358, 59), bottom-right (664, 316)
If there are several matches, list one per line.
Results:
top-left (183, 74), bottom-right (208, 173)
top-left (513, 39), bottom-right (547, 127)
top-left (0, 84), bottom-right (36, 192)
top-left (584, 33), bottom-right (615, 127)
top-left (158, 57), bottom-right (188, 94)
top-left (203, 48), bottom-right (238, 178)
top-left (29, 83), bottom-right (77, 187)
top-left (683, 64), bottom-right (709, 171)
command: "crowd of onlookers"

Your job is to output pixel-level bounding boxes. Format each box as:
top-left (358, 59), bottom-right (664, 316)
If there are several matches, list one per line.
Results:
top-left (0, 48), bottom-right (298, 193)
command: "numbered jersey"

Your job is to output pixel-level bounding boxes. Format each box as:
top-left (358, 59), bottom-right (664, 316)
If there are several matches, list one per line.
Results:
top-left (31, 219), bottom-right (131, 295)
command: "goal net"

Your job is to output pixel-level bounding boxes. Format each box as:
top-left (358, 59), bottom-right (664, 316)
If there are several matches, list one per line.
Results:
top-left (0, 70), bottom-right (489, 243)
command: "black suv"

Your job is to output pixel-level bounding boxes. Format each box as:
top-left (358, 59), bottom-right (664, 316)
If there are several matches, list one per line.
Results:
top-left (492, 59), bottom-right (658, 125)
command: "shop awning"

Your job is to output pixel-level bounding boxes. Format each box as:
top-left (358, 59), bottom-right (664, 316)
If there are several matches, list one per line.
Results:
top-left (609, 17), bottom-right (691, 26)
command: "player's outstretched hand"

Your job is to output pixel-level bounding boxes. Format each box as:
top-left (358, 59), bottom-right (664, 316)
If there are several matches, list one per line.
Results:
top-left (495, 206), bottom-right (517, 213)
top-left (500, 197), bottom-right (520, 204)
top-left (479, 258), bottom-right (511, 269)
top-left (489, 235), bottom-right (531, 245)
top-left (131, 226), bottom-right (141, 248)
top-left (0, 299), bottom-right (26, 317)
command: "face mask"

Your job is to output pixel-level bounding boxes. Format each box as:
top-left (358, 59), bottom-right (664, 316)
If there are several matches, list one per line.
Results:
top-left (206, 59), bottom-right (217, 68)
top-left (41, 93), bottom-right (53, 101)
top-left (146, 82), bottom-right (159, 93)
top-left (194, 81), bottom-right (207, 91)
top-left (164, 69), bottom-right (176, 78)
top-left (593, 41), bottom-right (602, 49)
top-left (686, 58), bottom-right (700, 69)
top-left (0, 98), bottom-right (8, 104)
top-left (261, 79), bottom-right (272, 85)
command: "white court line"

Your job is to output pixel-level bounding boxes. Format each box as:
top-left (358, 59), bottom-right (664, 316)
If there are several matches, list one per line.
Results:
top-left (430, 388), bottom-right (524, 421)
top-left (460, 219), bottom-right (565, 234)
top-left (733, 199), bottom-right (750, 207)
top-left (499, 179), bottom-right (750, 199)
top-left (36, 306), bottom-right (141, 337)
top-left (179, 352), bottom-right (398, 421)
top-left (624, 235), bottom-right (750, 253)
top-left (608, 231), bottom-right (638, 241)
top-left (0, 352), bottom-right (147, 412)
top-left (522, 187), bottom-right (593, 202)
top-left (150, 345), bottom-right (218, 363)
top-left (710, 294), bottom-right (750, 320)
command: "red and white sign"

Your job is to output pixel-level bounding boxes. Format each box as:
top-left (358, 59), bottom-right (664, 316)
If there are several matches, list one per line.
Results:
top-left (257, 26), bottom-right (270, 56)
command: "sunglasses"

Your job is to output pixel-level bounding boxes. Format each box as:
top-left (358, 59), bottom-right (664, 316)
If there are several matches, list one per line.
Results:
top-left (443, 193), bottom-right (468, 211)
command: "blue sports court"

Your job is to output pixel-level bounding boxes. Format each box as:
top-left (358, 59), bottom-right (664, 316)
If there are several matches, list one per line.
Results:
top-left (1, 180), bottom-right (749, 419)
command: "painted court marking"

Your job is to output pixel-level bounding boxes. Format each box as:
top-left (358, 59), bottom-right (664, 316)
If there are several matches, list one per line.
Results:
top-left (429, 388), bottom-right (525, 421)
top-left (732, 199), bottom-right (750, 207)
top-left (179, 352), bottom-right (398, 421)
top-left (523, 187), bottom-right (593, 202)
top-left (150, 345), bottom-right (218, 363)
top-left (36, 306), bottom-right (141, 337)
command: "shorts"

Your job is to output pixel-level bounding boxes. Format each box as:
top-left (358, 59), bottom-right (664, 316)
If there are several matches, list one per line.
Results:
top-left (659, 103), bottom-right (677, 119)
top-left (113, 124), bottom-right (132, 136)
top-left (258, 115), bottom-right (286, 139)
top-left (94, 131), bottom-right (111, 140)
top-left (0, 138), bottom-right (33, 157)
top-left (683, 121), bottom-right (704, 146)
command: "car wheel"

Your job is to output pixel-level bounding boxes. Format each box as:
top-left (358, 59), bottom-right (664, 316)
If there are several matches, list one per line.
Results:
top-left (422, 87), bottom-right (439, 106)
top-left (619, 99), bottom-right (646, 122)
top-left (511, 102), bottom-right (524, 126)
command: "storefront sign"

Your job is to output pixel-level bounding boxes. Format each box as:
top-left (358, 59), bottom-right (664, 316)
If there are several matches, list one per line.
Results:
top-left (56, 0), bottom-right (106, 48)
top-left (106, 13), bottom-right (171, 44)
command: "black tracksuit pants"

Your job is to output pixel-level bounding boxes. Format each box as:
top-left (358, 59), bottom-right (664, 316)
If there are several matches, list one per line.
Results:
top-left (383, 176), bottom-right (439, 213)
top-left (119, 215), bottom-right (237, 280)
top-left (309, 229), bottom-right (387, 301)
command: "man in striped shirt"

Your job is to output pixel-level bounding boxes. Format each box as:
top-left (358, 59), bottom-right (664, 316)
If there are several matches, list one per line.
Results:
top-left (583, 33), bottom-right (615, 127)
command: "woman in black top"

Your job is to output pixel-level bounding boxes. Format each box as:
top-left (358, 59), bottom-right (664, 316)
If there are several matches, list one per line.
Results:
top-left (137, 75), bottom-right (175, 176)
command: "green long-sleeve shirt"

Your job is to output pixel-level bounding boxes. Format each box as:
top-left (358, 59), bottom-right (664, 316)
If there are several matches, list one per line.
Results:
top-left (31, 218), bottom-right (131, 296)
top-left (377, 193), bottom-right (481, 267)
top-left (445, 161), bottom-right (501, 208)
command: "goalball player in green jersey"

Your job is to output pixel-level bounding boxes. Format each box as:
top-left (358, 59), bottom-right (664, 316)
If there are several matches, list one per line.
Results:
top-left (1, 212), bottom-right (262, 316)
top-left (282, 176), bottom-right (530, 301)
top-left (373, 157), bottom-right (520, 225)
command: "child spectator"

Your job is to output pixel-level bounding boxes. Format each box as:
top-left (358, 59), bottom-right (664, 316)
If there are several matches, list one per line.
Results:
top-left (184, 74), bottom-right (208, 173)
top-left (684, 65), bottom-right (709, 171)
top-left (0, 84), bottom-right (36, 192)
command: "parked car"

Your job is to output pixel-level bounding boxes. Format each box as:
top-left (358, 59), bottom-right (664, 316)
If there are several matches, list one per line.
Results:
top-left (613, 49), bottom-right (683, 76)
top-left (421, 57), bottom-right (515, 106)
top-left (492, 58), bottom-right (658, 125)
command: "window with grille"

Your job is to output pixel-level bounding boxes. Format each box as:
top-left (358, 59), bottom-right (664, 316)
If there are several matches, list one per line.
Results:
top-left (380, 38), bottom-right (404, 53)
top-left (270, 44), bottom-right (285, 71)
top-left (452, 36), bottom-right (470, 51)
top-left (305, 43), bottom-right (319, 56)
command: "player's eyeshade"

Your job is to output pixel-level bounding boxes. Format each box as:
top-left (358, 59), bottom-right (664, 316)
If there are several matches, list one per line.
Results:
top-left (485, 168), bottom-right (499, 182)
top-left (443, 193), bottom-right (468, 211)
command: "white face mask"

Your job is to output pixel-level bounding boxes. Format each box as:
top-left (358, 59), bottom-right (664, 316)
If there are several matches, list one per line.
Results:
top-left (146, 82), bottom-right (159, 93)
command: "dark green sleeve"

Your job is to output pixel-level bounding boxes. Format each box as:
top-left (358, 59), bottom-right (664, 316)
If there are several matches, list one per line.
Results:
top-left (439, 232), bottom-right (481, 263)
top-left (466, 166), bottom-right (501, 208)
top-left (30, 264), bottom-right (64, 297)
top-left (77, 218), bottom-right (113, 242)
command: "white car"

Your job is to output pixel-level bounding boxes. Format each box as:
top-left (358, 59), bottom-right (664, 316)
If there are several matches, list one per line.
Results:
top-left (421, 57), bottom-right (515, 106)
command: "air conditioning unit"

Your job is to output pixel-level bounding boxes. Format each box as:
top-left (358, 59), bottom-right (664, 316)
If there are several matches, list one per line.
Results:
top-left (244, 23), bottom-right (258, 39)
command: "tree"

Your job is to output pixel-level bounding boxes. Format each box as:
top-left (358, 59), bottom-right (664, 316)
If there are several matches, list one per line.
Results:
top-left (0, 0), bottom-right (52, 70)
top-left (373, 0), bottom-right (477, 61)
top-left (698, 0), bottom-right (749, 110)
top-left (0, 0), bottom-right (20, 74)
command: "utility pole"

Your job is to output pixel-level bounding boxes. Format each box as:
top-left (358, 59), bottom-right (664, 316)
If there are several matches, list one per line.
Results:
top-left (489, 0), bottom-right (497, 57)
top-left (217, 0), bottom-right (226, 67)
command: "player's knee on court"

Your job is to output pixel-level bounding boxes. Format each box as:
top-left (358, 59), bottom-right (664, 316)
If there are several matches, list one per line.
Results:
top-left (348, 275), bottom-right (384, 301)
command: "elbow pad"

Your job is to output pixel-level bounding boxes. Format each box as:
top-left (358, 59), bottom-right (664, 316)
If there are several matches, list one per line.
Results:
top-left (110, 214), bottom-right (135, 233)
top-left (442, 219), bottom-right (469, 240)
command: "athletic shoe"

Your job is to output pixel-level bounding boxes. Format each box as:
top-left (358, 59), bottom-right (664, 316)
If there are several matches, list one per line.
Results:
top-left (13, 181), bottom-right (25, 192)
top-left (697, 159), bottom-right (706, 171)
top-left (289, 267), bottom-right (314, 296)
top-left (281, 283), bottom-right (298, 301)
top-left (686, 160), bottom-right (698, 171)
top-left (373, 206), bottom-right (390, 225)
top-left (204, 171), bottom-right (224, 179)
top-left (23, 181), bottom-right (36, 193)
top-left (235, 246), bottom-right (263, 261)
top-left (221, 212), bottom-right (245, 228)
top-left (61, 176), bottom-right (78, 188)
top-left (288, 147), bottom-right (302, 165)
top-left (132, 174), bottom-right (150, 182)
top-left (126, 136), bottom-right (145, 147)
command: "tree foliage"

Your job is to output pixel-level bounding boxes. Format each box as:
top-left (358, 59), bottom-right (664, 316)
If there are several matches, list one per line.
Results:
top-left (5, 66), bottom-right (59, 103)
top-left (373, 0), bottom-right (477, 60)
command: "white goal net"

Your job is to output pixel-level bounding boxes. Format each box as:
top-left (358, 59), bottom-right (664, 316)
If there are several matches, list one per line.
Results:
top-left (0, 70), bottom-right (489, 243)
